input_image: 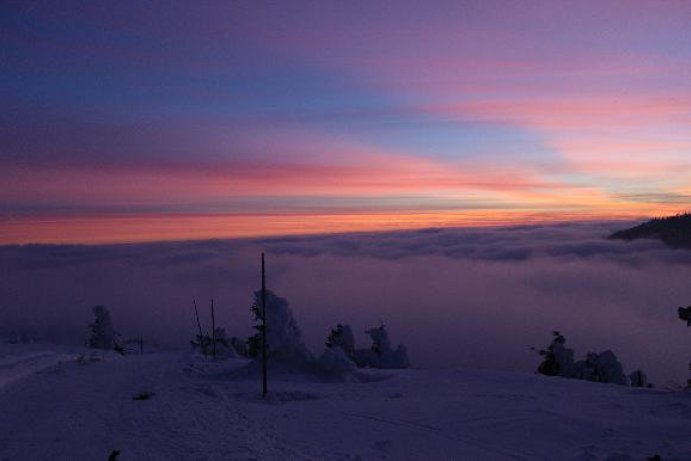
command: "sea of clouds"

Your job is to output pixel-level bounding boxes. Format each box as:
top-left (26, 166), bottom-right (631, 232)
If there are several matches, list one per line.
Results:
top-left (2, 220), bottom-right (690, 385)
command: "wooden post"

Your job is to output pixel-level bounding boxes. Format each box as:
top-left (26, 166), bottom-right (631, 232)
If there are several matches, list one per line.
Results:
top-left (211, 299), bottom-right (216, 359)
top-left (261, 253), bottom-right (268, 398)
top-left (193, 300), bottom-right (203, 340)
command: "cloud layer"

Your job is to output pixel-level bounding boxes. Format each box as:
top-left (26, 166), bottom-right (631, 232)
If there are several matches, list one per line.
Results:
top-left (1, 221), bottom-right (690, 385)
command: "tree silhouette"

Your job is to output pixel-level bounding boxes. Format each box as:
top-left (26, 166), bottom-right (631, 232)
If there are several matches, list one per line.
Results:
top-left (679, 305), bottom-right (691, 327)
top-left (88, 305), bottom-right (118, 350)
top-left (678, 304), bottom-right (691, 388)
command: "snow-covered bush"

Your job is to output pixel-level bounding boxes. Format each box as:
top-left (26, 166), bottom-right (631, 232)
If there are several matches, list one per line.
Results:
top-left (325, 324), bottom-right (356, 359)
top-left (678, 305), bottom-right (691, 326)
top-left (535, 332), bottom-right (627, 385)
top-left (5, 331), bottom-right (38, 344)
top-left (88, 305), bottom-right (118, 350)
top-left (248, 290), bottom-right (312, 365)
top-left (323, 322), bottom-right (410, 370)
top-left (76, 352), bottom-right (104, 365)
top-left (353, 324), bottom-right (410, 369)
top-left (535, 331), bottom-right (575, 377)
top-left (678, 304), bottom-right (691, 388)
top-left (191, 328), bottom-right (239, 358)
top-left (242, 291), bottom-right (410, 379)
top-left (190, 332), bottom-right (213, 355)
top-left (230, 336), bottom-right (249, 357)
top-left (316, 347), bottom-right (357, 380)
top-left (629, 369), bottom-right (650, 388)
top-left (572, 350), bottom-right (627, 385)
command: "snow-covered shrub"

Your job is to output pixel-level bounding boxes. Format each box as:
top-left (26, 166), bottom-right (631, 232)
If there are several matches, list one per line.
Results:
top-left (191, 328), bottom-right (238, 358)
top-left (88, 305), bottom-right (118, 350)
top-left (316, 347), bottom-right (357, 380)
top-left (678, 305), bottom-right (691, 326)
top-left (190, 332), bottom-right (213, 355)
top-left (678, 304), bottom-right (691, 388)
top-left (211, 327), bottom-right (235, 357)
top-left (230, 336), bottom-right (249, 357)
top-left (535, 332), bottom-right (627, 385)
top-left (76, 352), bottom-right (104, 365)
top-left (249, 290), bottom-right (312, 365)
top-left (5, 331), bottom-right (37, 344)
top-left (132, 390), bottom-right (155, 401)
top-left (353, 324), bottom-right (410, 369)
top-left (325, 324), bottom-right (356, 359)
top-left (318, 322), bottom-right (411, 378)
top-left (629, 369), bottom-right (650, 388)
top-left (535, 331), bottom-right (575, 377)
top-left (572, 350), bottom-right (627, 385)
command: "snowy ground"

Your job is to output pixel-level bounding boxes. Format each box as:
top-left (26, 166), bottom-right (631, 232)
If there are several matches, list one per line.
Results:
top-left (0, 344), bottom-right (689, 461)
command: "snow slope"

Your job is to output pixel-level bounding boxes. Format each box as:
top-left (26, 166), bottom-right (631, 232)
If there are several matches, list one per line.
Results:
top-left (0, 345), bottom-right (689, 461)
top-left (0, 345), bottom-right (78, 391)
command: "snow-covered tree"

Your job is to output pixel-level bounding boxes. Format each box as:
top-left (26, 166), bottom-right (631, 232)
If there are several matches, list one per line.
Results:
top-left (88, 305), bottom-right (117, 350)
top-left (230, 336), bottom-right (249, 357)
top-left (317, 346), bottom-right (357, 380)
top-left (572, 350), bottom-right (627, 385)
top-left (248, 290), bottom-right (311, 365)
top-left (353, 323), bottom-right (410, 369)
top-left (190, 332), bottom-right (212, 355)
top-left (192, 327), bottom-right (237, 358)
top-left (678, 304), bottom-right (691, 387)
top-left (318, 322), bottom-right (410, 377)
top-left (535, 332), bottom-right (627, 385)
top-left (6, 331), bottom-right (37, 344)
top-left (679, 305), bottom-right (691, 326)
top-left (535, 331), bottom-right (575, 377)
top-left (325, 323), bottom-right (356, 359)
top-left (629, 369), bottom-right (650, 388)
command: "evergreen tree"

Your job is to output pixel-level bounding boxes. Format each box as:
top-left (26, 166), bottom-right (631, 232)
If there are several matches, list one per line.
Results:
top-left (247, 289), bottom-right (311, 365)
top-left (88, 305), bottom-right (117, 350)
top-left (572, 350), bottom-right (627, 385)
top-left (352, 323), bottom-right (410, 369)
top-left (326, 323), bottom-right (356, 359)
top-left (535, 331), bottom-right (574, 377)
top-left (535, 331), bottom-right (628, 385)
top-left (679, 305), bottom-right (691, 327)
top-left (678, 304), bottom-right (691, 387)
top-left (629, 369), bottom-right (650, 388)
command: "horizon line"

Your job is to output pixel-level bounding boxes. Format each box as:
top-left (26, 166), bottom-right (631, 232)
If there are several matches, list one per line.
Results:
top-left (0, 210), bottom-right (661, 246)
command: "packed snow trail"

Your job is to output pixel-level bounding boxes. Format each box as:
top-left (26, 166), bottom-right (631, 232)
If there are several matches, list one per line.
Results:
top-left (0, 347), bottom-right (690, 460)
top-left (0, 350), bottom-right (77, 390)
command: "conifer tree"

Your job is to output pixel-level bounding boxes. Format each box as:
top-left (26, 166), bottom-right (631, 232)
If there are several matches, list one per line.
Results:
top-left (678, 304), bottom-right (691, 387)
top-left (535, 331), bottom-right (572, 377)
top-left (88, 305), bottom-right (117, 350)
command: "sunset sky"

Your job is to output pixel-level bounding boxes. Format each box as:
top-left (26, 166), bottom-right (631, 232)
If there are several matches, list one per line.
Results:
top-left (2, 1), bottom-right (690, 243)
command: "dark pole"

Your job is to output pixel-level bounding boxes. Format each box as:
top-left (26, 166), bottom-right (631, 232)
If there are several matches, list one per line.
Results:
top-left (261, 252), bottom-right (268, 397)
top-left (211, 299), bottom-right (216, 359)
top-left (193, 300), bottom-right (203, 340)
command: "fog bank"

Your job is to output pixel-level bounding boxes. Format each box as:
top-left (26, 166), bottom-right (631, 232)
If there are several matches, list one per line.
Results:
top-left (2, 221), bottom-right (690, 385)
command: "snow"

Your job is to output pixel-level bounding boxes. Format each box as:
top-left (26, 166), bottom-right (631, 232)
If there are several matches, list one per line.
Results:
top-left (0, 345), bottom-right (77, 391)
top-left (0, 344), bottom-right (689, 460)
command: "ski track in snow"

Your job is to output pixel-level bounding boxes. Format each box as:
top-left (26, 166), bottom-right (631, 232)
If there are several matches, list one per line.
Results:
top-left (0, 347), bottom-right (690, 460)
top-left (342, 411), bottom-right (533, 460)
top-left (0, 350), bottom-right (77, 390)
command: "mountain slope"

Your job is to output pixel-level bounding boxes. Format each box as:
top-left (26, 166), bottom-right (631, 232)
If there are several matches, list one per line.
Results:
top-left (0, 344), bottom-right (689, 461)
top-left (609, 213), bottom-right (691, 249)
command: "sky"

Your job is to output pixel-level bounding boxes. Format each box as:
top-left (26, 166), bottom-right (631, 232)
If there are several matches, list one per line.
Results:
top-left (2, 1), bottom-right (691, 244)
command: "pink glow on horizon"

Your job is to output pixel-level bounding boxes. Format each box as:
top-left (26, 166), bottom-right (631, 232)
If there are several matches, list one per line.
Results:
top-left (1, 208), bottom-right (678, 245)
